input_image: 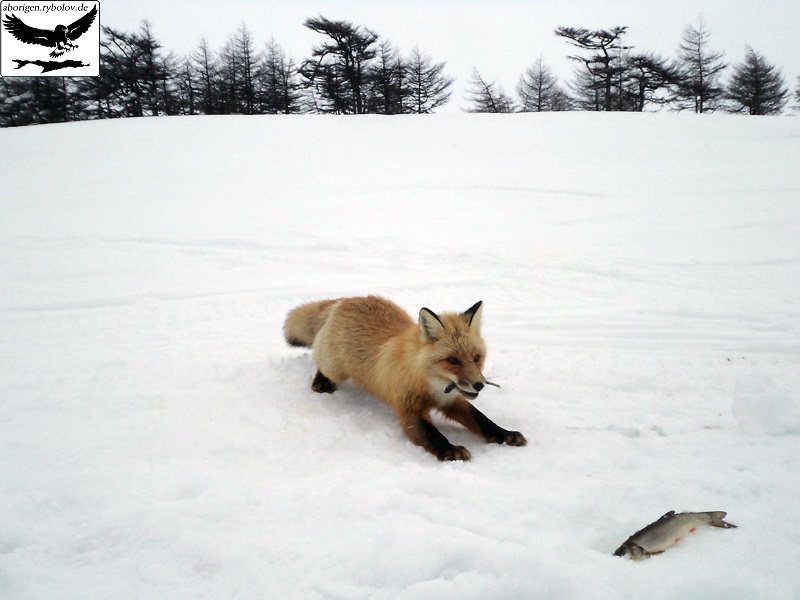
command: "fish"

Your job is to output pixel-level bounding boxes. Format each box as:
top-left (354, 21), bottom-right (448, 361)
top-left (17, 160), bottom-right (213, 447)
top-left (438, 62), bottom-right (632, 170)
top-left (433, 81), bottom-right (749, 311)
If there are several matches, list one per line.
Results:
top-left (613, 510), bottom-right (737, 559)
top-left (444, 379), bottom-right (500, 394)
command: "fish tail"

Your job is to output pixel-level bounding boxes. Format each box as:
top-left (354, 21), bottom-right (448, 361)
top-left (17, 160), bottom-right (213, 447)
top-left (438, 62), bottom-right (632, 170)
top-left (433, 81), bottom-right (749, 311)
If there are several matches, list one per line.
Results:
top-left (707, 511), bottom-right (737, 529)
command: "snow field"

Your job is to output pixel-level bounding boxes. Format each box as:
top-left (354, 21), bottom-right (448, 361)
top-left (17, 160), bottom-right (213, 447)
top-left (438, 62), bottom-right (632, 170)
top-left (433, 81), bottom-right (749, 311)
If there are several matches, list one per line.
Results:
top-left (1, 112), bottom-right (799, 599)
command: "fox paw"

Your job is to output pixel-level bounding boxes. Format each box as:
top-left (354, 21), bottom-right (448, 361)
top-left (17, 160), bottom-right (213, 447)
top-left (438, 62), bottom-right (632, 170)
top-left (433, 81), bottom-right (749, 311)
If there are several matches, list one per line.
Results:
top-left (311, 371), bottom-right (336, 394)
top-left (502, 431), bottom-right (527, 446)
top-left (438, 445), bottom-right (472, 461)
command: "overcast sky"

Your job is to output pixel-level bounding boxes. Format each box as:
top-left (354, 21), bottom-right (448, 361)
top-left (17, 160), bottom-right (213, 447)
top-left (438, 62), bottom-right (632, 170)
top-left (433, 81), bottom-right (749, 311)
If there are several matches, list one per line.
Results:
top-left (102, 0), bottom-right (799, 111)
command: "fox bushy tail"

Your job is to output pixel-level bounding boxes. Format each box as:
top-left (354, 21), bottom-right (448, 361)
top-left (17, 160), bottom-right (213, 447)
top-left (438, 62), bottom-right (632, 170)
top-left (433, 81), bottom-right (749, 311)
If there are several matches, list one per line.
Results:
top-left (283, 299), bottom-right (338, 348)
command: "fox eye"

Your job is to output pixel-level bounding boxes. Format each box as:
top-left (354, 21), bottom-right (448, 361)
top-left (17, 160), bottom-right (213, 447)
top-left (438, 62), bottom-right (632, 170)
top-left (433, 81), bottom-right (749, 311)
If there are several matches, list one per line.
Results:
top-left (474, 355), bottom-right (482, 363)
top-left (447, 357), bottom-right (461, 366)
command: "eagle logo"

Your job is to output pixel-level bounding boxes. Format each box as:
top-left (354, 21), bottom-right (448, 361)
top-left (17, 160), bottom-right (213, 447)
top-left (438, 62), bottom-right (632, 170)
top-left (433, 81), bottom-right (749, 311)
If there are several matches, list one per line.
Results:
top-left (2, 5), bottom-right (97, 58)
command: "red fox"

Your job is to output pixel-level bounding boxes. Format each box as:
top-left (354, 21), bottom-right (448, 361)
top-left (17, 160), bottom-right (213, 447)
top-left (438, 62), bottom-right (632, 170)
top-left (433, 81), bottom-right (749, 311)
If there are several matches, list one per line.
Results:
top-left (284, 295), bottom-right (526, 461)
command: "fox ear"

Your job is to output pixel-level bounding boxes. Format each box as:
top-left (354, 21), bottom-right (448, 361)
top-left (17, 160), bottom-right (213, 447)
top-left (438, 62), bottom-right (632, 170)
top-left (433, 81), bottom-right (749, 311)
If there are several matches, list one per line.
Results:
top-left (419, 307), bottom-right (445, 341)
top-left (463, 301), bottom-right (483, 331)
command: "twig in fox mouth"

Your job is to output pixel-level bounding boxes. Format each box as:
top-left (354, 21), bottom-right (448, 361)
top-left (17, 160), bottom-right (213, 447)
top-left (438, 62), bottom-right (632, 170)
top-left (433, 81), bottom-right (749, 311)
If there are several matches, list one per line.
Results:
top-left (484, 380), bottom-right (501, 389)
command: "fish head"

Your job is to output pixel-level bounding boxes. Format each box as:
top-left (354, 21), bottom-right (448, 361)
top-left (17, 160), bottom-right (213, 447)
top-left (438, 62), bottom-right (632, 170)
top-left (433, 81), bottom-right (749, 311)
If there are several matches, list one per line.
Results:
top-left (614, 542), bottom-right (647, 560)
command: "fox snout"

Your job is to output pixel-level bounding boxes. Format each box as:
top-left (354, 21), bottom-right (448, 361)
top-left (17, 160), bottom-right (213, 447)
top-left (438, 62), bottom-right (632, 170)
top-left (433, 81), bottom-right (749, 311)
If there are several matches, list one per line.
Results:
top-left (461, 378), bottom-right (485, 397)
top-left (445, 375), bottom-right (486, 400)
top-left (462, 367), bottom-right (487, 392)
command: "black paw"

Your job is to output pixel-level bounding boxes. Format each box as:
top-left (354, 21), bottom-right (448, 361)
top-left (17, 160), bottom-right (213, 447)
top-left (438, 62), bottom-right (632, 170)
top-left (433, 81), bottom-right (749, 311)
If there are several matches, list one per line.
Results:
top-left (311, 371), bottom-right (336, 394)
top-left (503, 431), bottom-right (527, 446)
top-left (438, 445), bottom-right (472, 461)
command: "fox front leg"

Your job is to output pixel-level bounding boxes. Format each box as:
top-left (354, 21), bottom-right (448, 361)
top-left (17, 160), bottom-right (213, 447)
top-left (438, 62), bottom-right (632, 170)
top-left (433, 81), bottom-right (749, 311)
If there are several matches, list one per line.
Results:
top-left (399, 411), bottom-right (471, 461)
top-left (442, 398), bottom-right (527, 446)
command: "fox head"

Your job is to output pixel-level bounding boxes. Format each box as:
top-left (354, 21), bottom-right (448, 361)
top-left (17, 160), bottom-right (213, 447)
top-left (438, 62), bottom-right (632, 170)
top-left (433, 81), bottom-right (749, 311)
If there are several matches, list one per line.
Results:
top-left (419, 301), bottom-right (488, 402)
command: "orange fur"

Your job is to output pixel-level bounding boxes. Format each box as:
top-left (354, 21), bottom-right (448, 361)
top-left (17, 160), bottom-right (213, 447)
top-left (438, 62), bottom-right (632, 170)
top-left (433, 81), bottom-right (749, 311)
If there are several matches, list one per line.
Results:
top-left (284, 295), bottom-right (526, 460)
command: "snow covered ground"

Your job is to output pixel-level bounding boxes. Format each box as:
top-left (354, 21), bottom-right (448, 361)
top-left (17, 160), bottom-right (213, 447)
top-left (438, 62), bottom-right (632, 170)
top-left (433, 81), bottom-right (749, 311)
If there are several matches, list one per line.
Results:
top-left (1, 112), bottom-right (799, 599)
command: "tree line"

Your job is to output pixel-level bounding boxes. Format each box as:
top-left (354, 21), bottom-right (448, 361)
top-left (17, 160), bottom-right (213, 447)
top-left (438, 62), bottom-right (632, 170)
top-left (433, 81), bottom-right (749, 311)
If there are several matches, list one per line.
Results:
top-left (1, 15), bottom-right (797, 127)
top-left (470, 21), bottom-right (794, 116)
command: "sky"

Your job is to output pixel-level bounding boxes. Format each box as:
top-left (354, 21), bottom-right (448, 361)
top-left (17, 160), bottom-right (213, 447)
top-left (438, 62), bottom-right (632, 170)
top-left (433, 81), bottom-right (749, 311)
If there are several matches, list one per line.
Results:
top-left (102, 0), bottom-right (799, 110)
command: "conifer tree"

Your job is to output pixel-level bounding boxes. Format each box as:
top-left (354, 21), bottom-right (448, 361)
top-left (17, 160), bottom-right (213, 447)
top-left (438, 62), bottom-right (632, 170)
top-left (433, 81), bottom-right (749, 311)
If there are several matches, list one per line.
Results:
top-left (300, 16), bottom-right (378, 114)
top-left (189, 36), bottom-right (223, 114)
top-left (795, 77), bottom-right (800, 112)
top-left (624, 52), bottom-right (679, 111)
top-left (726, 46), bottom-right (788, 115)
top-left (261, 38), bottom-right (304, 114)
top-left (218, 24), bottom-right (261, 114)
top-left (673, 18), bottom-right (727, 112)
top-left (465, 68), bottom-right (514, 113)
top-left (517, 56), bottom-right (571, 111)
top-left (0, 77), bottom-right (77, 126)
top-left (97, 23), bottom-right (178, 117)
top-left (368, 40), bottom-right (406, 114)
top-left (403, 46), bottom-right (454, 114)
top-left (555, 26), bottom-right (630, 111)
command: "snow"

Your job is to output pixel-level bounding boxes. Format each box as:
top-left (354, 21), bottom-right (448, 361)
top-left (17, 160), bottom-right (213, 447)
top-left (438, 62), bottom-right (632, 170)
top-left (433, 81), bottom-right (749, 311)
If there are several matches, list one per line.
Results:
top-left (1, 112), bottom-right (799, 599)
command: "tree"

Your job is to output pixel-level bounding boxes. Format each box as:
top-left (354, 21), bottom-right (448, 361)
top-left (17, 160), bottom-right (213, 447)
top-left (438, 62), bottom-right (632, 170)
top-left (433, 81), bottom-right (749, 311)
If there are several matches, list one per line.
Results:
top-left (403, 46), bottom-right (454, 114)
top-left (173, 57), bottom-right (200, 115)
top-left (261, 38), bottom-right (304, 114)
top-left (569, 62), bottom-right (605, 111)
top-left (95, 23), bottom-right (179, 118)
top-left (555, 26), bottom-right (630, 111)
top-left (0, 76), bottom-right (79, 126)
top-left (136, 21), bottom-right (173, 116)
top-left (517, 56), bottom-right (571, 111)
top-left (673, 18), bottom-right (727, 113)
top-left (0, 78), bottom-right (32, 127)
top-left (98, 26), bottom-right (146, 117)
top-left (218, 24), bottom-right (261, 114)
top-left (795, 77), bottom-right (800, 113)
top-left (300, 15), bottom-right (378, 114)
top-left (726, 46), bottom-right (788, 115)
top-left (624, 52), bottom-right (679, 111)
top-left (368, 40), bottom-right (406, 114)
top-left (465, 68), bottom-right (514, 113)
top-left (75, 59), bottom-right (119, 120)
top-left (216, 38), bottom-right (239, 114)
top-left (187, 36), bottom-right (222, 114)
